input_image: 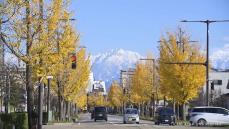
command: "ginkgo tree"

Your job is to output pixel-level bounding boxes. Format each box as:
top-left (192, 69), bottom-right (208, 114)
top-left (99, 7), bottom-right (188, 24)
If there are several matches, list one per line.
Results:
top-left (130, 54), bottom-right (155, 116)
top-left (88, 93), bottom-right (107, 107)
top-left (1, 0), bottom-right (90, 126)
top-left (159, 31), bottom-right (206, 120)
top-left (107, 81), bottom-right (123, 113)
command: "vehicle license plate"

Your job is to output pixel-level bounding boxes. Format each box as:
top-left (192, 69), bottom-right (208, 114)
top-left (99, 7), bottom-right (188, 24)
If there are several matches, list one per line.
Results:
top-left (99, 114), bottom-right (102, 116)
top-left (165, 120), bottom-right (169, 122)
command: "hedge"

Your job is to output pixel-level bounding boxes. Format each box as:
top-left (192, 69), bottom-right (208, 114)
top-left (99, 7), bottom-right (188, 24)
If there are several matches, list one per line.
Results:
top-left (0, 112), bottom-right (28, 129)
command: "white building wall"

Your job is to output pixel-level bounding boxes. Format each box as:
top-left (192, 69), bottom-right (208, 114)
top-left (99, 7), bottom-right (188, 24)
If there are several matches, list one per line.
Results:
top-left (86, 72), bottom-right (94, 93)
top-left (86, 72), bottom-right (107, 95)
top-left (208, 71), bottom-right (229, 95)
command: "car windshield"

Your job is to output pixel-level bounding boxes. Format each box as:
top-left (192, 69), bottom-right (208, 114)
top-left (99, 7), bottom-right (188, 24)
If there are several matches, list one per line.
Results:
top-left (125, 109), bottom-right (138, 114)
top-left (95, 107), bottom-right (106, 112)
top-left (158, 108), bottom-right (174, 115)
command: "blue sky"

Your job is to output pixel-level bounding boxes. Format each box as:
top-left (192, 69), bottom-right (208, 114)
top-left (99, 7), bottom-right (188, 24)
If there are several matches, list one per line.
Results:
top-left (70, 0), bottom-right (229, 57)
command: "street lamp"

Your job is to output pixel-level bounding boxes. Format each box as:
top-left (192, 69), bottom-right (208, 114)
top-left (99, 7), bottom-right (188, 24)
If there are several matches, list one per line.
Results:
top-left (181, 19), bottom-right (229, 106)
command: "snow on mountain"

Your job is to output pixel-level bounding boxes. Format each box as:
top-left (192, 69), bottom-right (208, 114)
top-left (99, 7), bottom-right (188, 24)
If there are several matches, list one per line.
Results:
top-left (91, 49), bottom-right (142, 89)
top-left (211, 44), bottom-right (229, 70)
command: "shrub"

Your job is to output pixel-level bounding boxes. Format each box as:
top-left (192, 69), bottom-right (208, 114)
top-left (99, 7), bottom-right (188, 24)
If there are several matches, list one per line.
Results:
top-left (0, 112), bottom-right (28, 129)
top-left (14, 112), bottom-right (28, 129)
top-left (0, 113), bottom-right (13, 129)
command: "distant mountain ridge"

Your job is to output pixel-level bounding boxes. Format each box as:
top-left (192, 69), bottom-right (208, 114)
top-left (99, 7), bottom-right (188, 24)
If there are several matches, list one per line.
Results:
top-left (91, 49), bottom-right (142, 89)
top-left (91, 47), bottom-right (229, 89)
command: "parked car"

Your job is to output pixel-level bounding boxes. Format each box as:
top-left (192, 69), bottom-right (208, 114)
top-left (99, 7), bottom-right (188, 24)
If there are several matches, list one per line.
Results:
top-left (93, 106), bottom-right (108, 122)
top-left (154, 107), bottom-right (176, 125)
top-left (189, 106), bottom-right (229, 126)
top-left (123, 108), bottom-right (140, 124)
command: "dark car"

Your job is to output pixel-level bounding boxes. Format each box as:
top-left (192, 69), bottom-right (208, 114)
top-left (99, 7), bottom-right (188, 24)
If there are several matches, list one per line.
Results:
top-left (155, 107), bottom-right (176, 125)
top-left (93, 106), bottom-right (107, 122)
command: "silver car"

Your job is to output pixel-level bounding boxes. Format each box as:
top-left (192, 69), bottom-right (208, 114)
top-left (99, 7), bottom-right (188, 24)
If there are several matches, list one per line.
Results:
top-left (189, 106), bottom-right (229, 126)
top-left (123, 108), bottom-right (140, 124)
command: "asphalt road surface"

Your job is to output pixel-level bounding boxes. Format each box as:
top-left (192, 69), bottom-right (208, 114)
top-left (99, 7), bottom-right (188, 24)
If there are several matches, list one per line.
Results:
top-left (43, 113), bottom-right (228, 129)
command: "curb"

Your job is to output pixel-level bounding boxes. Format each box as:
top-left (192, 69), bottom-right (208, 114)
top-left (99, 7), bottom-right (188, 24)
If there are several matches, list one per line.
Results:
top-left (53, 122), bottom-right (74, 125)
top-left (176, 122), bottom-right (190, 126)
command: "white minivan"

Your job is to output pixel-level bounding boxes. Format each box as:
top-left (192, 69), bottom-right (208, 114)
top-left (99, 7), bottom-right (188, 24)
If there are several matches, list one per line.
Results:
top-left (189, 106), bottom-right (229, 126)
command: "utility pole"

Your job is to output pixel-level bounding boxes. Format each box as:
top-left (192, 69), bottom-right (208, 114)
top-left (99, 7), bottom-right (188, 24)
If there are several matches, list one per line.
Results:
top-left (176, 28), bottom-right (198, 53)
top-left (181, 19), bottom-right (229, 106)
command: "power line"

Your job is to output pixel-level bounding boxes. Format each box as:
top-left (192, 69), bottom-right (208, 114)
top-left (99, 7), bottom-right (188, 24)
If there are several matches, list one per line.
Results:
top-left (181, 19), bottom-right (229, 106)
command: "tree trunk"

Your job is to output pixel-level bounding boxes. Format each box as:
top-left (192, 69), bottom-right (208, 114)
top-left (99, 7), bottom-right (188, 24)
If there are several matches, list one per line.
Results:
top-left (62, 100), bottom-right (65, 121)
top-left (182, 104), bottom-right (186, 121)
top-left (173, 100), bottom-right (176, 117)
top-left (26, 64), bottom-right (34, 129)
top-left (177, 104), bottom-right (180, 120)
top-left (65, 101), bottom-right (70, 121)
top-left (57, 80), bottom-right (62, 121)
top-left (25, 0), bottom-right (34, 128)
top-left (70, 102), bottom-right (72, 118)
top-left (74, 104), bottom-right (77, 115)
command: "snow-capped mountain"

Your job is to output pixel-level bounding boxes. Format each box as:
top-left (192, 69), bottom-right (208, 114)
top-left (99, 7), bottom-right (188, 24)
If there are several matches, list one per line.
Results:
top-left (91, 49), bottom-right (142, 89)
top-left (211, 44), bottom-right (229, 70)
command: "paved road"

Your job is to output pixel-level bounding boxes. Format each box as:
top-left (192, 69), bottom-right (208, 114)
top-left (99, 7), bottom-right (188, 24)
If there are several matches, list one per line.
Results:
top-left (43, 113), bottom-right (228, 129)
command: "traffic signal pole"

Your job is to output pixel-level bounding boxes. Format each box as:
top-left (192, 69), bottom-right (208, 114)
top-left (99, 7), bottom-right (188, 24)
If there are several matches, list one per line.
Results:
top-left (181, 20), bottom-right (229, 106)
top-left (206, 22), bottom-right (209, 106)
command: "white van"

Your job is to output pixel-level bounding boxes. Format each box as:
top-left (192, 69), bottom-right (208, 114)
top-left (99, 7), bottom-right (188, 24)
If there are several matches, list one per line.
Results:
top-left (189, 106), bottom-right (229, 126)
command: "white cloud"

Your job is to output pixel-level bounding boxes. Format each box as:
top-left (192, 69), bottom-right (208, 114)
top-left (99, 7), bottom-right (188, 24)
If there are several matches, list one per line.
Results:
top-left (211, 44), bottom-right (229, 69)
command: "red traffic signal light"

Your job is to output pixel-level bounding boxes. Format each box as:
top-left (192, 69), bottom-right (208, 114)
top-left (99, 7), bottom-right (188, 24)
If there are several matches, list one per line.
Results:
top-left (71, 54), bottom-right (76, 69)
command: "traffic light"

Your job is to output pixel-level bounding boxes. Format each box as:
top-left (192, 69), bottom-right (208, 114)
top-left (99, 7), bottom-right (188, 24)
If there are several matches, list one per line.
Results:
top-left (210, 82), bottom-right (214, 90)
top-left (71, 54), bottom-right (76, 69)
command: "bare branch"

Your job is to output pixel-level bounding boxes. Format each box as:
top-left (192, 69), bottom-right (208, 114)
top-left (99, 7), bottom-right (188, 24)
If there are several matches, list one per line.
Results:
top-left (0, 33), bottom-right (27, 63)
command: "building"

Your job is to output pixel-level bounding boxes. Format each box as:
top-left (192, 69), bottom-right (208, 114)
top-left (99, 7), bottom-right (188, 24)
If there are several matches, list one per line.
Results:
top-left (87, 72), bottom-right (107, 95)
top-left (203, 69), bottom-right (229, 109)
